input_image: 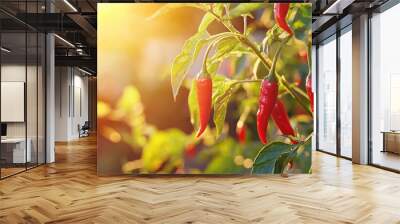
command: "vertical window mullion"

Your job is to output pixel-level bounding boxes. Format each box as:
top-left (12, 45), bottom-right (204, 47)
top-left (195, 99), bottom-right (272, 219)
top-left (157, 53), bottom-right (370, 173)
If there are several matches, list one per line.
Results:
top-left (336, 28), bottom-right (341, 157)
top-left (316, 45), bottom-right (319, 151)
top-left (25, 0), bottom-right (28, 171)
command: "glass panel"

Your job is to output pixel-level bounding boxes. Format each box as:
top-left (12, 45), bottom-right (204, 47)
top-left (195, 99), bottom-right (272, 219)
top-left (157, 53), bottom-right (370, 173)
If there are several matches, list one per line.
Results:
top-left (371, 5), bottom-right (400, 171)
top-left (1, 30), bottom-right (27, 177)
top-left (317, 36), bottom-right (337, 154)
top-left (339, 28), bottom-right (352, 158)
top-left (38, 32), bottom-right (45, 165)
top-left (0, 1), bottom-right (46, 178)
top-left (26, 0), bottom-right (39, 169)
top-left (27, 31), bottom-right (38, 169)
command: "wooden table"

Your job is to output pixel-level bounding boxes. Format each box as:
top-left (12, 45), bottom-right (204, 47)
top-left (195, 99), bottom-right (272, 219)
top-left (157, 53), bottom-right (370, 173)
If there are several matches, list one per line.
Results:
top-left (381, 131), bottom-right (400, 154)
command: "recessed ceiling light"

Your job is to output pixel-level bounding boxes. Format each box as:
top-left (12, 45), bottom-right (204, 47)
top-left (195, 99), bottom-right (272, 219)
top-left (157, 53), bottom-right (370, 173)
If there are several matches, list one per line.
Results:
top-left (323, 0), bottom-right (354, 15)
top-left (1, 47), bottom-right (11, 53)
top-left (78, 67), bottom-right (93, 76)
top-left (54, 34), bottom-right (75, 48)
top-left (63, 0), bottom-right (78, 12)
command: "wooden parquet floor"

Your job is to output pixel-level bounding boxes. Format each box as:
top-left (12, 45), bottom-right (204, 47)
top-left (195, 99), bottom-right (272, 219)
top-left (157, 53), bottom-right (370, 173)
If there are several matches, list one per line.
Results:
top-left (1, 136), bottom-right (400, 224)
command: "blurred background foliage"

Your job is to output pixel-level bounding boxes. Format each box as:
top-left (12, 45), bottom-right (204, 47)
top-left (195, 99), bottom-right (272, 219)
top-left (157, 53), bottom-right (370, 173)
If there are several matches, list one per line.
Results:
top-left (98, 3), bottom-right (312, 175)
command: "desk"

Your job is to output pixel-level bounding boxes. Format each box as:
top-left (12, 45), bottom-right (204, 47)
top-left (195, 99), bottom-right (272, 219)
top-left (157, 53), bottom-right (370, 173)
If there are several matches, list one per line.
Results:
top-left (382, 131), bottom-right (400, 154)
top-left (1, 138), bottom-right (31, 164)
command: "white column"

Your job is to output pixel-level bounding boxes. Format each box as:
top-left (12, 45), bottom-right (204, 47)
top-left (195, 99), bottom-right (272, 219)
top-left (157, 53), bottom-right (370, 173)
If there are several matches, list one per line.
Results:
top-left (352, 14), bottom-right (369, 164)
top-left (46, 32), bottom-right (55, 163)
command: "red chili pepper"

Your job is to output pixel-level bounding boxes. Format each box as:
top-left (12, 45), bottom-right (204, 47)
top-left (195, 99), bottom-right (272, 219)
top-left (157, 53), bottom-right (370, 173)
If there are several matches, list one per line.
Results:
top-left (257, 77), bottom-right (278, 144)
top-left (185, 143), bottom-right (196, 158)
top-left (272, 99), bottom-right (298, 144)
top-left (256, 42), bottom-right (284, 144)
top-left (274, 3), bottom-right (293, 35)
top-left (306, 74), bottom-right (314, 112)
top-left (196, 77), bottom-right (212, 138)
top-left (236, 123), bottom-right (246, 144)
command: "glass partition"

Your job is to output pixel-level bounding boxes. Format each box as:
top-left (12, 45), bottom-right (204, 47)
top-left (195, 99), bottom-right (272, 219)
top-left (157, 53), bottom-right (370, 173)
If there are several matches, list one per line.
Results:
top-left (0, 2), bottom-right (46, 179)
top-left (38, 32), bottom-right (45, 165)
top-left (317, 35), bottom-right (337, 154)
top-left (339, 27), bottom-right (352, 158)
top-left (371, 4), bottom-right (400, 171)
top-left (27, 30), bottom-right (38, 169)
top-left (1, 31), bottom-right (28, 177)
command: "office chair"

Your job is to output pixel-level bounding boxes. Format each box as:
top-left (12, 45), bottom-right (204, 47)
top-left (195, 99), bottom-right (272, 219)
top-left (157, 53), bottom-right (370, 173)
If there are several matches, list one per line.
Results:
top-left (79, 121), bottom-right (90, 138)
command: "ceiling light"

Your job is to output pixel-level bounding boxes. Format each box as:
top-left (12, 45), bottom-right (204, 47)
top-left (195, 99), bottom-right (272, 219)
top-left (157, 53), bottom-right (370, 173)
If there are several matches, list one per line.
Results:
top-left (1, 47), bottom-right (11, 53)
top-left (78, 67), bottom-right (93, 76)
top-left (63, 0), bottom-right (78, 12)
top-left (54, 34), bottom-right (75, 48)
top-left (323, 0), bottom-right (354, 15)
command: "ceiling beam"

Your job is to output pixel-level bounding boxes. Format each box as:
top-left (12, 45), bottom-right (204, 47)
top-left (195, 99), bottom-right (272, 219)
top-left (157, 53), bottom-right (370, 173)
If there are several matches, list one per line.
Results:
top-left (55, 55), bottom-right (96, 70)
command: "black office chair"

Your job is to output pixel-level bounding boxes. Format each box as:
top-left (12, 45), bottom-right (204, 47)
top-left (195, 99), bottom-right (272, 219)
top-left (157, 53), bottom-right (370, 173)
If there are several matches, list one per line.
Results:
top-left (79, 121), bottom-right (90, 138)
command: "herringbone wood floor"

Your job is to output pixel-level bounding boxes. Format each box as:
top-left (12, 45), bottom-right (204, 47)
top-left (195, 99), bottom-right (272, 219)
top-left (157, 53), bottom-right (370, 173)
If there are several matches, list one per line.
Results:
top-left (1, 136), bottom-right (400, 224)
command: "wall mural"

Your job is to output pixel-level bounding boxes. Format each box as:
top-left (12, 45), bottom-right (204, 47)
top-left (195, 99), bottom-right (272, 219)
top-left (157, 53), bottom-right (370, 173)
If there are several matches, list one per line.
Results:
top-left (97, 3), bottom-right (312, 175)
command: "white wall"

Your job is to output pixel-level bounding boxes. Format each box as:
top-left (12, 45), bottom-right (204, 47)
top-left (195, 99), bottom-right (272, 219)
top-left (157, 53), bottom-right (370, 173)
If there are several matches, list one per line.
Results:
top-left (1, 65), bottom-right (35, 138)
top-left (55, 67), bottom-right (89, 141)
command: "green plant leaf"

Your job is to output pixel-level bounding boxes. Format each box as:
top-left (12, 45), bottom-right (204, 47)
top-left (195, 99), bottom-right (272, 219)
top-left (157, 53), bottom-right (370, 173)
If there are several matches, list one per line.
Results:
top-left (253, 58), bottom-right (268, 79)
top-left (171, 31), bottom-right (209, 100)
top-left (252, 142), bottom-right (293, 174)
top-left (198, 4), bottom-right (224, 32)
top-left (212, 75), bottom-right (234, 138)
top-left (280, 78), bottom-right (312, 116)
top-left (206, 36), bottom-right (242, 75)
top-left (147, 3), bottom-right (206, 20)
top-left (292, 136), bottom-right (312, 173)
top-left (188, 80), bottom-right (199, 129)
top-left (274, 152), bottom-right (290, 173)
top-left (228, 3), bottom-right (266, 18)
top-left (289, 3), bottom-right (312, 42)
top-left (213, 36), bottom-right (240, 60)
top-left (198, 12), bottom-right (215, 32)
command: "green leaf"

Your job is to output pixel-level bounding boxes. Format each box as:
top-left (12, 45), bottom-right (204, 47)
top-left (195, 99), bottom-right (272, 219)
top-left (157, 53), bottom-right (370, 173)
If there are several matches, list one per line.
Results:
top-left (212, 37), bottom-right (240, 60)
top-left (198, 4), bottom-right (224, 32)
top-left (228, 3), bottom-right (266, 18)
top-left (291, 85), bottom-right (312, 114)
top-left (171, 31), bottom-right (209, 100)
top-left (292, 136), bottom-right (312, 173)
top-left (252, 142), bottom-right (293, 174)
top-left (147, 3), bottom-right (206, 20)
top-left (253, 58), bottom-right (268, 79)
top-left (280, 78), bottom-right (312, 116)
top-left (274, 152), bottom-right (290, 173)
top-left (212, 75), bottom-right (234, 138)
top-left (188, 80), bottom-right (199, 129)
top-left (289, 3), bottom-right (312, 42)
top-left (198, 12), bottom-right (215, 32)
top-left (206, 36), bottom-right (242, 75)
